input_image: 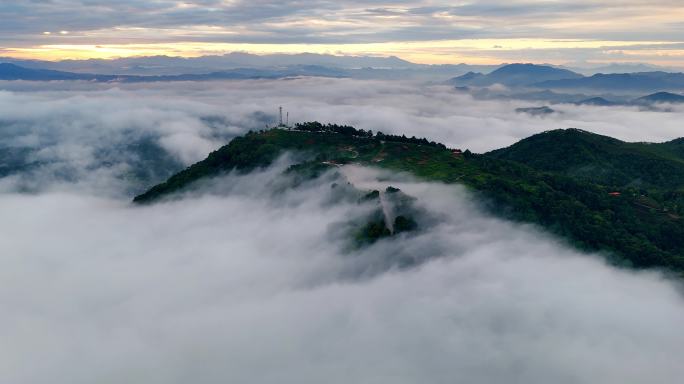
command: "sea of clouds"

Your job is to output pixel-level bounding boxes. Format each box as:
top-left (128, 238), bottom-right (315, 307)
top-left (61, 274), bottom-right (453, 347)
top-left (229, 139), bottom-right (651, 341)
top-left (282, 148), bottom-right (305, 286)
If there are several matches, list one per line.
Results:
top-left (2, 78), bottom-right (684, 195)
top-left (2, 78), bottom-right (684, 383)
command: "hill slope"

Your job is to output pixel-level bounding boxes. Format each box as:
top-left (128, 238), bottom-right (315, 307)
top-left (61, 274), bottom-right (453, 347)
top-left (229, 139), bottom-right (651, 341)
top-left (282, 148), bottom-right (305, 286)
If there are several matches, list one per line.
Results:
top-left (487, 128), bottom-right (684, 189)
top-left (135, 124), bottom-right (684, 275)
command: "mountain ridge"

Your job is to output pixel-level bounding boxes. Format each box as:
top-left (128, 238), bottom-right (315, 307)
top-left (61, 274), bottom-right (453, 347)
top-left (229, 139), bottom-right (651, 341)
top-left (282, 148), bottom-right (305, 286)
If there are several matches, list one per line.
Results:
top-left (448, 63), bottom-right (583, 87)
top-left (487, 128), bottom-right (684, 188)
top-left (0, 62), bottom-right (352, 82)
top-left (134, 124), bottom-right (684, 275)
top-left (1, 57), bottom-right (501, 80)
top-left (534, 71), bottom-right (684, 92)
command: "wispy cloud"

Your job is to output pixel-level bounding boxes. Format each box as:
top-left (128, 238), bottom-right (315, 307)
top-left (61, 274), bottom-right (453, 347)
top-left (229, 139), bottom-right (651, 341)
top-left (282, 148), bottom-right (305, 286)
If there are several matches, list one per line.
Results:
top-left (1, 1), bottom-right (683, 64)
top-left (2, 78), bottom-right (684, 195)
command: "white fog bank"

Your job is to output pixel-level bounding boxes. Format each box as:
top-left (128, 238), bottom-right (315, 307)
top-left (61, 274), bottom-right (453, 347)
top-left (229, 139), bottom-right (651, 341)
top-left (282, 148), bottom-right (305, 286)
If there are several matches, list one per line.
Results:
top-left (2, 79), bottom-right (684, 383)
top-left (2, 78), bottom-right (684, 155)
top-left (1, 166), bottom-right (683, 384)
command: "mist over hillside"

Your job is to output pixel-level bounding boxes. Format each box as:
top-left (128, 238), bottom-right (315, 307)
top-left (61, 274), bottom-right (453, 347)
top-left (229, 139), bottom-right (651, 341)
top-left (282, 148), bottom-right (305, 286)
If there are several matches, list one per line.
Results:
top-left (2, 78), bottom-right (684, 383)
top-left (3, 78), bottom-right (684, 194)
top-left (4, 155), bottom-right (684, 383)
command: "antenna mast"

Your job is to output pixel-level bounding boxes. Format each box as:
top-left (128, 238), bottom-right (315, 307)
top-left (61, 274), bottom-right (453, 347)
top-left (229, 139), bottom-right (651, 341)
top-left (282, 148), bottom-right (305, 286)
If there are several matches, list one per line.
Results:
top-left (286, 112), bottom-right (289, 127)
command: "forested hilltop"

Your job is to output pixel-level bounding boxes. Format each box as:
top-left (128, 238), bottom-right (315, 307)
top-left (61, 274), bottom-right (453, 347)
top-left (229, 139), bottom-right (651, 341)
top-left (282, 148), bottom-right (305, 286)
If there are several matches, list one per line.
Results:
top-left (135, 122), bottom-right (684, 275)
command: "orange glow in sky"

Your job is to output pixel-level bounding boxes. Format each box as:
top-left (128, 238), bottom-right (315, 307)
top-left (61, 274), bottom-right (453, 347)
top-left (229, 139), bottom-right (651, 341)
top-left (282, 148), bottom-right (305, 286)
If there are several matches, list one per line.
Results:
top-left (3, 39), bottom-right (683, 66)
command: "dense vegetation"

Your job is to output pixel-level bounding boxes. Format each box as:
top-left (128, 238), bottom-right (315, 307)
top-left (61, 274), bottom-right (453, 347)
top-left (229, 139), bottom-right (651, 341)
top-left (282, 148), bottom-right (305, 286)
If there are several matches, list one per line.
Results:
top-left (354, 187), bottom-right (421, 246)
top-left (488, 128), bottom-right (684, 189)
top-left (134, 124), bottom-right (684, 275)
top-left (295, 121), bottom-right (448, 149)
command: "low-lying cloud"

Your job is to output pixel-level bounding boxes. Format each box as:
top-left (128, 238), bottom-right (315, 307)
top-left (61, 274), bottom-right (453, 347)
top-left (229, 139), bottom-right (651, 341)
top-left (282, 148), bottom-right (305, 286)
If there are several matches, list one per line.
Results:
top-left (2, 78), bottom-right (684, 195)
top-left (2, 164), bottom-right (684, 383)
top-left (2, 78), bottom-right (684, 383)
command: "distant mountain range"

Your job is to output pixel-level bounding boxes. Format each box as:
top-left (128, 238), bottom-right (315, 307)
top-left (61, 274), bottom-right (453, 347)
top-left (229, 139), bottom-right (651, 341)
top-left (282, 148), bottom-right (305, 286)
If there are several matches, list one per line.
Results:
top-left (4, 60), bottom-right (684, 98)
top-left (571, 92), bottom-right (684, 107)
top-left (0, 62), bottom-right (351, 82)
top-left (2, 53), bottom-right (681, 81)
top-left (567, 62), bottom-right (679, 76)
top-left (2, 53), bottom-right (419, 74)
top-left (634, 91), bottom-right (684, 104)
top-left (449, 64), bottom-right (684, 93)
top-left (0, 63), bottom-right (116, 81)
top-left (448, 63), bottom-right (583, 87)
top-left (535, 72), bottom-right (684, 92)
top-left (0, 53), bottom-right (501, 80)
top-left (517, 92), bottom-right (684, 115)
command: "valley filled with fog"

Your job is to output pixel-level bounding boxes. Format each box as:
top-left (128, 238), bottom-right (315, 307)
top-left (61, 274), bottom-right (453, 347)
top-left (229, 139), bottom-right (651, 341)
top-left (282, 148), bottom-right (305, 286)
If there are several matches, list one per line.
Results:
top-left (2, 78), bottom-right (684, 195)
top-left (2, 79), bottom-right (684, 383)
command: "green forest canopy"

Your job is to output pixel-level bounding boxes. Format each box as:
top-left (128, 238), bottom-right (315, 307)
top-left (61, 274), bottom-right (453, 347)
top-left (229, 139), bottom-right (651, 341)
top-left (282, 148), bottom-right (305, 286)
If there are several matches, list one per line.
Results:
top-left (135, 123), bottom-right (684, 276)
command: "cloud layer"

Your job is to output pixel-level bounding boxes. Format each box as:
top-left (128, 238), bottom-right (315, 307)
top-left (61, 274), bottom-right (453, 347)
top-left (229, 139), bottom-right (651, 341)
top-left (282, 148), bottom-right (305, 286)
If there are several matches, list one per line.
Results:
top-left (2, 79), bottom-right (684, 382)
top-left (1, 1), bottom-right (684, 65)
top-left (2, 162), bottom-right (684, 383)
top-left (2, 78), bottom-right (684, 196)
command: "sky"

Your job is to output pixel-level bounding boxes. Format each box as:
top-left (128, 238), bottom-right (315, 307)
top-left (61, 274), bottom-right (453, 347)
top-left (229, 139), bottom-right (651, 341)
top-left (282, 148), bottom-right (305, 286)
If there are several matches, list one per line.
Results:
top-left (1, 0), bottom-right (684, 65)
